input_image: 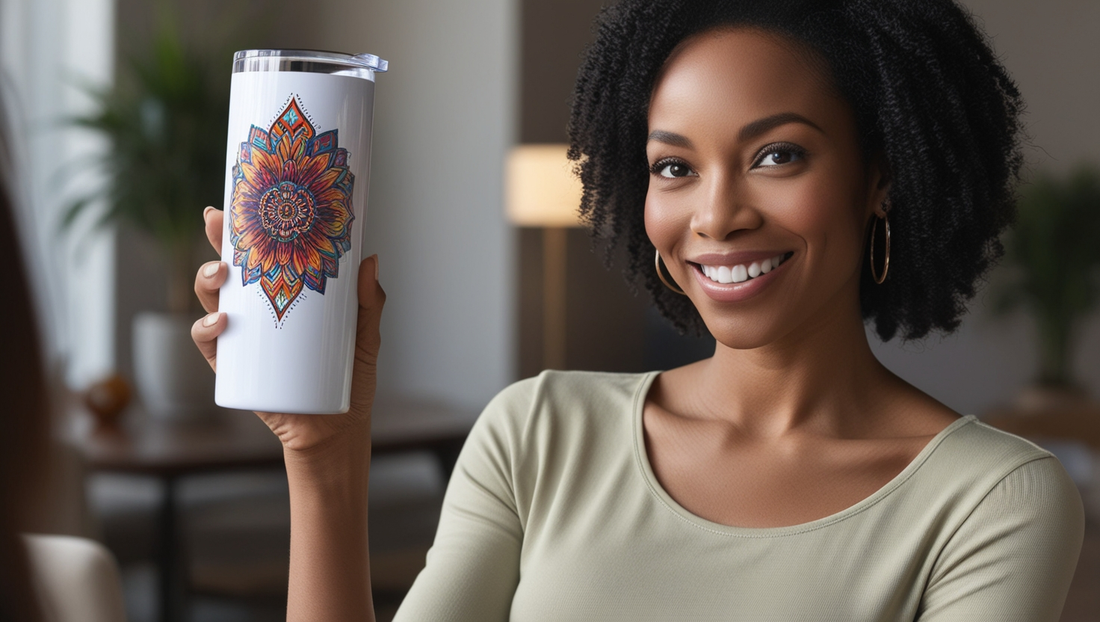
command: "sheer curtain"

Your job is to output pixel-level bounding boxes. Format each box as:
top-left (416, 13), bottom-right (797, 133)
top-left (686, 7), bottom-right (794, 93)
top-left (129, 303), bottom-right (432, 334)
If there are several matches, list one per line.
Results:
top-left (0, 0), bottom-right (116, 388)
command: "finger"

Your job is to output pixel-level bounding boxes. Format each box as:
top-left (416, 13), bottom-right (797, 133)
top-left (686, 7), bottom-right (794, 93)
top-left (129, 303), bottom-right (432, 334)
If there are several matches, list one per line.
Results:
top-left (356, 254), bottom-right (386, 352)
top-left (349, 255), bottom-right (386, 414)
top-left (203, 206), bottom-right (224, 256)
top-left (194, 260), bottom-right (227, 314)
top-left (191, 312), bottom-right (226, 372)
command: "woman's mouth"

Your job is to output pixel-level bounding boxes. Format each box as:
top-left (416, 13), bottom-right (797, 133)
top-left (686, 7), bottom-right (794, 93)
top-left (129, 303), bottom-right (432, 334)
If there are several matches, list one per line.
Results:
top-left (695, 252), bottom-right (793, 284)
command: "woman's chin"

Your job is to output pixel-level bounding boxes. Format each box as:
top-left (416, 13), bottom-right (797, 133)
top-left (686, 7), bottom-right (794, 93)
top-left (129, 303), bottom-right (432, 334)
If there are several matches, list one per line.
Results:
top-left (699, 317), bottom-right (787, 352)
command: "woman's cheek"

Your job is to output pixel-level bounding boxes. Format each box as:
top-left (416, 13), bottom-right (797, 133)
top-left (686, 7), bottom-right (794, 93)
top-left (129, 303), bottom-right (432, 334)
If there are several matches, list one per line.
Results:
top-left (779, 182), bottom-right (852, 238)
top-left (781, 184), bottom-right (869, 274)
top-left (644, 190), bottom-right (682, 251)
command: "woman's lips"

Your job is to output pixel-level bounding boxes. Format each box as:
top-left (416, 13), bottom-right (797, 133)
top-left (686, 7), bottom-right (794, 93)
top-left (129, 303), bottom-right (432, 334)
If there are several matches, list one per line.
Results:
top-left (687, 252), bottom-right (794, 302)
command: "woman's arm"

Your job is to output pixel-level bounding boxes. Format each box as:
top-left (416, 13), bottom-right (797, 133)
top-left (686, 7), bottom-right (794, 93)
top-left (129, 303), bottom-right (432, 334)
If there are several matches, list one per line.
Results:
top-left (192, 207), bottom-right (385, 621)
top-left (284, 433), bottom-right (373, 621)
top-left (391, 380), bottom-right (531, 621)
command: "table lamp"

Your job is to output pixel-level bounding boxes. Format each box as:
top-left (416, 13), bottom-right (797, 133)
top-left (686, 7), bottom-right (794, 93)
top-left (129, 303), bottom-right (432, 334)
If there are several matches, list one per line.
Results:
top-left (506, 144), bottom-right (584, 370)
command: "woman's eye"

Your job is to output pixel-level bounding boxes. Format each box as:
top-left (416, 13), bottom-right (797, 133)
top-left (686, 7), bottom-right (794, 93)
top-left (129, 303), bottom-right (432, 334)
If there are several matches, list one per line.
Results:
top-left (652, 160), bottom-right (695, 178)
top-left (754, 144), bottom-right (805, 168)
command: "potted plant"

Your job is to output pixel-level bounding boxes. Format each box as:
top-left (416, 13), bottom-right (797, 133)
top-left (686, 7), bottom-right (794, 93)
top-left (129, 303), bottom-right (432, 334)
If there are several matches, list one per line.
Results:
top-left (63, 25), bottom-right (228, 418)
top-left (991, 165), bottom-right (1100, 409)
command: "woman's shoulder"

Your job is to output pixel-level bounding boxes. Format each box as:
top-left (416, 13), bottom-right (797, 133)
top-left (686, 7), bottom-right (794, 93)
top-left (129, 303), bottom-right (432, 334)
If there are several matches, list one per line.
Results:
top-left (469, 370), bottom-right (655, 449)
top-left (918, 419), bottom-right (1085, 616)
top-left (937, 416), bottom-right (1063, 474)
top-left (916, 415), bottom-right (1082, 514)
top-left (483, 370), bottom-right (656, 418)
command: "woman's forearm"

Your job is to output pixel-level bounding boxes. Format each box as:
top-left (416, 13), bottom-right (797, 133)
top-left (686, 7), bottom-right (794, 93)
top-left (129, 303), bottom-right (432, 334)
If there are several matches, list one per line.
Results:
top-left (284, 430), bottom-right (374, 621)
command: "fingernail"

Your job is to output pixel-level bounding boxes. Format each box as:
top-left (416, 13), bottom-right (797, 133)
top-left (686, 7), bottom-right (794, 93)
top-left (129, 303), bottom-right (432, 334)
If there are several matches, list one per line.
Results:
top-left (372, 254), bottom-right (379, 281)
top-left (202, 262), bottom-right (219, 278)
top-left (203, 206), bottom-right (215, 219)
top-left (202, 312), bottom-right (219, 327)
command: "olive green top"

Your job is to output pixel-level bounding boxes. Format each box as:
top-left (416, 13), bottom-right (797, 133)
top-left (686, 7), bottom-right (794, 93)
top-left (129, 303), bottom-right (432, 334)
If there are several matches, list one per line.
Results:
top-left (394, 371), bottom-right (1084, 621)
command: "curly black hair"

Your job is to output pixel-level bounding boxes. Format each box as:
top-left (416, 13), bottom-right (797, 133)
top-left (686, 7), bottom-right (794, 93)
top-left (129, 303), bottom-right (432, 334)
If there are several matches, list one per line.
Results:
top-left (567, 0), bottom-right (1023, 341)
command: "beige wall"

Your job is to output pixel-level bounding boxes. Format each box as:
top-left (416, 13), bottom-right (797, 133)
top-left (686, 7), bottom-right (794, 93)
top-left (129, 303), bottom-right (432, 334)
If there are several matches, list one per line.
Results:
top-left (300, 0), bottom-right (517, 409)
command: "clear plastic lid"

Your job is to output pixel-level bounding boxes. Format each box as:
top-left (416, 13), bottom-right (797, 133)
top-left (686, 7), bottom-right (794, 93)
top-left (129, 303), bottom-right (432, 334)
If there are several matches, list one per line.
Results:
top-left (232, 49), bottom-right (389, 80)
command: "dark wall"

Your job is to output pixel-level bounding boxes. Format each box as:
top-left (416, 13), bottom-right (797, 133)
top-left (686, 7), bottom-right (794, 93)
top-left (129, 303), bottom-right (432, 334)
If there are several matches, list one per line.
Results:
top-left (520, 0), bottom-right (602, 143)
top-left (516, 0), bottom-right (713, 378)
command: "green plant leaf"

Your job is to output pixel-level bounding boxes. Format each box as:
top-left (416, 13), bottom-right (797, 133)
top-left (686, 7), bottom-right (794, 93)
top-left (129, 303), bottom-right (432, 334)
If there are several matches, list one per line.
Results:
top-left (997, 164), bottom-right (1100, 385)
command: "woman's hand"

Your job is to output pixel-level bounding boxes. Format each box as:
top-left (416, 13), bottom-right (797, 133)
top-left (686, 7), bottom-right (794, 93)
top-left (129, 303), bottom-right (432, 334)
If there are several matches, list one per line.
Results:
top-left (191, 206), bottom-right (386, 455)
top-left (194, 205), bottom-right (381, 619)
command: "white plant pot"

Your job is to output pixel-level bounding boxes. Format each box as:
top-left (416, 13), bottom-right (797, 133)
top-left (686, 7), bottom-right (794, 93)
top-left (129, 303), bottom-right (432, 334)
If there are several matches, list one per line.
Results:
top-left (133, 312), bottom-right (217, 420)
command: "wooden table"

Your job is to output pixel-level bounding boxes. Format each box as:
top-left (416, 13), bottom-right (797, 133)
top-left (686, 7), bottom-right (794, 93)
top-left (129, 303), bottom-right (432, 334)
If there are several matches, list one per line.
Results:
top-left (67, 397), bottom-right (480, 622)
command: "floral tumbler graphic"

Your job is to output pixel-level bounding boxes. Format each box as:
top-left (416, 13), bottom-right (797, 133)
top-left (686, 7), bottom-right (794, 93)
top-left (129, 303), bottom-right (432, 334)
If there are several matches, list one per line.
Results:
top-left (230, 96), bottom-right (355, 324)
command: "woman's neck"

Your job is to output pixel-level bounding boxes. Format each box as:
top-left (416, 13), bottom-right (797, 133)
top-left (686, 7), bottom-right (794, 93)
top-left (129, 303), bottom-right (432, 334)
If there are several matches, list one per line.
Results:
top-left (668, 298), bottom-right (897, 440)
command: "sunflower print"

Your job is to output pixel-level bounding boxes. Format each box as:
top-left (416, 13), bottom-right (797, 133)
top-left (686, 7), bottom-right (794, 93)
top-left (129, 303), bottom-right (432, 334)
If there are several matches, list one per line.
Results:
top-left (229, 96), bottom-right (355, 324)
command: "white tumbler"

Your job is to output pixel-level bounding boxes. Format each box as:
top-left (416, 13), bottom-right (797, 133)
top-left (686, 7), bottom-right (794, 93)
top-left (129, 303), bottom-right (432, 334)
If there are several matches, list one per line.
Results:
top-left (214, 50), bottom-right (387, 414)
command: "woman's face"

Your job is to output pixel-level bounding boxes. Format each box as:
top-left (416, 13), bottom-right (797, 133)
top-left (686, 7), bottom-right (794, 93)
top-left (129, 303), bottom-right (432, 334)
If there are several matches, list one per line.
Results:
top-left (645, 28), bottom-right (887, 349)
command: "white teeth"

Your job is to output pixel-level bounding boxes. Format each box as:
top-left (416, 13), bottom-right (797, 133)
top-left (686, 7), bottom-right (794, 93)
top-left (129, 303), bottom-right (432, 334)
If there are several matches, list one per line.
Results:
top-left (717, 266), bottom-right (732, 284)
top-left (700, 253), bottom-right (787, 284)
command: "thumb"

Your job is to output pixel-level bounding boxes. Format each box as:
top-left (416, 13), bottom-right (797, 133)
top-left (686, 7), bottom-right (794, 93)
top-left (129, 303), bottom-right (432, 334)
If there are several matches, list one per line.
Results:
top-left (350, 254), bottom-right (385, 414)
top-left (355, 254), bottom-right (385, 359)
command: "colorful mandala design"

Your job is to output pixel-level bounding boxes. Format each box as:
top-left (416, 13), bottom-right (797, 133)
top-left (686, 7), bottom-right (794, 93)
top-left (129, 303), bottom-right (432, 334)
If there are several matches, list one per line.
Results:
top-left (230, 96), bottom-right (354, 323)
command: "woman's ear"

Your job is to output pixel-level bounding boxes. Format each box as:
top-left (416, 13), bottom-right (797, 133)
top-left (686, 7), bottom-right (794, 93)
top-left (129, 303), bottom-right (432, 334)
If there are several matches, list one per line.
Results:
top-left (868, 154), bottom-right (892, 217)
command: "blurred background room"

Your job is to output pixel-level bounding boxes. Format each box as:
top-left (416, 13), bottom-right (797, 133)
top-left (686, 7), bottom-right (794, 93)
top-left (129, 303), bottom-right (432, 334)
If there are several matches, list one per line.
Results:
top-left (0, 0), bottom-right (1098, 620)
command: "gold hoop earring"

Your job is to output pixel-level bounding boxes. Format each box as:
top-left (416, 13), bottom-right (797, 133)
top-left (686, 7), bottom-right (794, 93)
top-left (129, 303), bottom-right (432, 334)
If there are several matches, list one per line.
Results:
top-left (654, 250), bottom-right (686, 296)
top-left (870, 212), bottom-right (891, 285)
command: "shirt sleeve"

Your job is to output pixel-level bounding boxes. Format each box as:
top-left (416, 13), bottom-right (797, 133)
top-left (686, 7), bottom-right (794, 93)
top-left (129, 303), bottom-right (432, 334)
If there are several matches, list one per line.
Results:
top-left (391, 379), bottom-right (534, 622)
top-left (916, 455), bottom-right (1085, 622)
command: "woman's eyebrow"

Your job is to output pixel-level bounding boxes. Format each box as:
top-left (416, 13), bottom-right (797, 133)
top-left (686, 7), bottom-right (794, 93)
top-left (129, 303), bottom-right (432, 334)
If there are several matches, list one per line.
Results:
top-left (648, 113), bottom-right (823, 148)
top-left (739, 112), bottom-right (823, 141)
top-left (647, 130), bottom-right (693, 148)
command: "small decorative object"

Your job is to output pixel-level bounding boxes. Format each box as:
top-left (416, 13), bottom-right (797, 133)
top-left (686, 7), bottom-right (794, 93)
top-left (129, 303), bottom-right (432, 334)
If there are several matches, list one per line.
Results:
top-left (991, 165), bottom-right (1100, 407)
top-left (84, 373), bottom-right (132, 429)
top-left (214, 50), bottom-right (387, 414)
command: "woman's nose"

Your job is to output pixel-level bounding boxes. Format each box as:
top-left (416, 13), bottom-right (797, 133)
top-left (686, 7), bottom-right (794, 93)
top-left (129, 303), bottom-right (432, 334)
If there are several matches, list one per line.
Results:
top-left (690, 173), bottom-right (762, 241)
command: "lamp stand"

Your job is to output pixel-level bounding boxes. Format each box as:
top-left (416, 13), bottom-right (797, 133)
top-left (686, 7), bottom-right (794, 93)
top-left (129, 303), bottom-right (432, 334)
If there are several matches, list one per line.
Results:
top-left (543, 227), bottom-right (568, 370)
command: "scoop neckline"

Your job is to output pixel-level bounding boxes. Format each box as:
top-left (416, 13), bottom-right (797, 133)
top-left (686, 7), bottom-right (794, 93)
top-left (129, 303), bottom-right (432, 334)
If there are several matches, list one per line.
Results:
top-left (630, 370), bottom-right (977, 538)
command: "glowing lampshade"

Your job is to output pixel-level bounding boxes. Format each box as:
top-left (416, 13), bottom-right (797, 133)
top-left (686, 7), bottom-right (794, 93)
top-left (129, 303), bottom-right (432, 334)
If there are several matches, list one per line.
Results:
top-left (505, 144), bottom-right (584, 227)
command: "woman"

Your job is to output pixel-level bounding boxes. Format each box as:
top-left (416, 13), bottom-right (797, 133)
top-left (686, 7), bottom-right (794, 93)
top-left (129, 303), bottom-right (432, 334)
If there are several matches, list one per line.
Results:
top-left (0, 95), bottom-right (50, 622)
top-left (1, 92), bottom-right (125, 622)
top-left (194, 0), bottom-right (1084, 619)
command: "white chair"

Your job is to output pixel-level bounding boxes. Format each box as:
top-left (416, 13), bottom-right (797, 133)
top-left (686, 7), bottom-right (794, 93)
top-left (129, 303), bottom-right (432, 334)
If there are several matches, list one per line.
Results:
top-left (23, 534), bottom-right (127, 622)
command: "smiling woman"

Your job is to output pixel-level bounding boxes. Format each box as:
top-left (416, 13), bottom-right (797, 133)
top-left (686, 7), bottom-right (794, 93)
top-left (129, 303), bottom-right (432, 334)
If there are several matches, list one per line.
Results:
top-left (190, 0), bottom-right (1084, 620)
top-left (394, 0), bottom-right (1081, 619)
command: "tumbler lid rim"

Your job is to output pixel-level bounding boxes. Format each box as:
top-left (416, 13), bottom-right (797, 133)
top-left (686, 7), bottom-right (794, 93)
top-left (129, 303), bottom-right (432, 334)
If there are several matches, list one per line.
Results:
top-left (232, 49), bottom-right (389, 73)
